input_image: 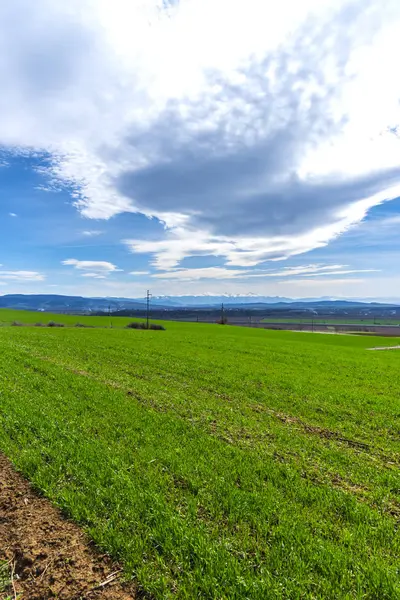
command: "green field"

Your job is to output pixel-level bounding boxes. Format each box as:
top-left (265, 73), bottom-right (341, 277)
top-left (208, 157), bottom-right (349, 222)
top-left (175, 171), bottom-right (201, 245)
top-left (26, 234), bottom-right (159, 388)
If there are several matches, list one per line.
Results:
top-left (0, 308), bottom-right (145, 328)
top-left (261, 317), bottom-right (400, 326)
top-left (0, 309), bottom-right (399, 598)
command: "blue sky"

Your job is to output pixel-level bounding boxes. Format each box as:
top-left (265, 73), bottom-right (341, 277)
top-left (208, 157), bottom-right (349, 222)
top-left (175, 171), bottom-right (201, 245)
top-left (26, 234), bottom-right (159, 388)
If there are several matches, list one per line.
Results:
top-left (1, 0), bottom-right (400, 300)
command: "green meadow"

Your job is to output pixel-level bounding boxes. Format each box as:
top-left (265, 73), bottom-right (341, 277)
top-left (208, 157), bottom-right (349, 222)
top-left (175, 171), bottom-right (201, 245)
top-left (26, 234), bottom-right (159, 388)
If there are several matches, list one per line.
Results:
top-left (0, 308), bottom-right (399, 598)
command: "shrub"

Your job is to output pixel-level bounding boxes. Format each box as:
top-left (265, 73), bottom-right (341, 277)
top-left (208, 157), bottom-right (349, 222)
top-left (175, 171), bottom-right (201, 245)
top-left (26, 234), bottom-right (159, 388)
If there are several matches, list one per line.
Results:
top-left (75, 323), bottom-right (93, 328)
top-left (126, 322), bottom-right (147, 329)
top-left (35, 322), bottom-right (44, 327)
top-left (47, 321), bottom-right (65, 327)
top-left (216, 317), bottom-right (228, 325)
top-left (11, 321), bottom-right (23, 326)
top-left (125, 322), bottom-right (166, 330)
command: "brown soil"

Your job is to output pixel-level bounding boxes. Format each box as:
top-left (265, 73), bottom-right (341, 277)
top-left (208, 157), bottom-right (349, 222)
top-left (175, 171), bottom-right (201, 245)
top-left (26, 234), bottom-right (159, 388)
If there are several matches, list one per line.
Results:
top-left (0, 454), bottom-right (138, 600)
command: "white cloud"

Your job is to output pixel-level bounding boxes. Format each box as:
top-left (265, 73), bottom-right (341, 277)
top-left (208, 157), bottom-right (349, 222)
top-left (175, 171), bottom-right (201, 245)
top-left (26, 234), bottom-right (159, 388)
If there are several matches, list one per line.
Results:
top-left (151, 263), bottom-right (378, 281)
top-left (0, 270), bottom-right (45, 281)
top-left (82, 230), bottom-right (103, 237)
top-left (81, 272), bottom-right (107, 279)
top-left (62, 258), bottom-right (120, 277)
top-left (300, 269), bottom-right (379, 277)
top-left (277, 278), bottom-right (364, 286)
top-left (125, 229), bottom-right (237, 269)
top-left (129, 270), bottom-right (150, 276)
top-left (1, 0), bottom-right (400, 271)
top-left (264, 264), bottom-right (346, 277)
top-left (124, 182), bottom-right (400, 269)
top-left (9, 212), bottom-right (17, 217)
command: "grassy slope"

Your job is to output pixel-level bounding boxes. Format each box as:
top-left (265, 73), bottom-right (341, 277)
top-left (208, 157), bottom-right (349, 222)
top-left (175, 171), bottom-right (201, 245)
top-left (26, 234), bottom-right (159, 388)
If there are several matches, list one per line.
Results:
top-left (0, 317), bottom-right (399, 598)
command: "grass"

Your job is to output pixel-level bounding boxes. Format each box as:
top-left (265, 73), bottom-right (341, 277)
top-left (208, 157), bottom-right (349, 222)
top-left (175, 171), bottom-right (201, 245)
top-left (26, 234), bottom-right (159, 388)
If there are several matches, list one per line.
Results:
top-left (0, 560), bottom-right (13, 599)
top-left (0, 310), bottom-right (399, 598)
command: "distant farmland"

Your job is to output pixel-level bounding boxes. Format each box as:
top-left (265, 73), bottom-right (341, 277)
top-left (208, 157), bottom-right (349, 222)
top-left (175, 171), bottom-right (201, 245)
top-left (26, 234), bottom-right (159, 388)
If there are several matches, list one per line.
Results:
top-left (261, 317), bottom-right (400, 325)
top-left (0, 309), bottom-right (399, 598)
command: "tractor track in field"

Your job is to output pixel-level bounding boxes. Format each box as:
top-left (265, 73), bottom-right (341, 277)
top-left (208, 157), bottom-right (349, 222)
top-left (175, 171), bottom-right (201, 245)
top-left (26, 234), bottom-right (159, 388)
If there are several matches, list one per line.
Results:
top-left (0, 454), bottom-right (140, 600)
top-left (251, 405), bottom-right (400, 468)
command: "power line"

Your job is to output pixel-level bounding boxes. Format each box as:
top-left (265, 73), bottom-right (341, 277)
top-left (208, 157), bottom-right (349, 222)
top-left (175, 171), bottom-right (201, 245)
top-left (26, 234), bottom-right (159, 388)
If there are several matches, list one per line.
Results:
top-left (221, 302), bottom-right (225, 324)
top-left (146, 290), bottom-right (152, 329)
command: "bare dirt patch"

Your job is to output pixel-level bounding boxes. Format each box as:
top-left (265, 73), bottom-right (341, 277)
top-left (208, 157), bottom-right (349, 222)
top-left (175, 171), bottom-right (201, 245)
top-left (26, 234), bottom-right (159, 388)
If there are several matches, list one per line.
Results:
top-left (0, 453), bottom-right (138, 600)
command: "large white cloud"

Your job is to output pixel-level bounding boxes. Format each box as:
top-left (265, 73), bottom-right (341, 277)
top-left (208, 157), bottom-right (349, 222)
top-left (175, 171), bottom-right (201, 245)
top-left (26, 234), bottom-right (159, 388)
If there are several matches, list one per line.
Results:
top-left (1, 0), bottom-right (400, 269)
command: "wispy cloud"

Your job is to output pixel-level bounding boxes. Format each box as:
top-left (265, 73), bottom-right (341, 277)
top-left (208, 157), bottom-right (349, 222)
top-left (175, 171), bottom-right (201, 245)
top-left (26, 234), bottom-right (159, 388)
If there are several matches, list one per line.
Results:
top-left (82, 230), bottom-right (103, 237)
top-left (62, 259), bottom-right (121, 278)
top-left (9, 212), bottom-right (17, 217)
top-left (81, 272), bottom-right (107, 279)
top-left (277, 278), bottom-right (364, 286)
top-left (300, 269), bottom-right (379, 277)
top-left (262, 265), bottom-right (346, 277)
top-left (130, 271), bottom-right (150, 276)
top-left (151, 263), bottom-right (378, 281)
top-left (0, 270), bottom-right (44, 281)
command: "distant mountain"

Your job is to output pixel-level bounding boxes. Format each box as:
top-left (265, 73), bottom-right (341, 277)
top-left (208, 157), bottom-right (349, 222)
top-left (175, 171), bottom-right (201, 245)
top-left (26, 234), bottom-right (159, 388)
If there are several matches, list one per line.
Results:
top-left (0, 293), bottom-right (398, 313)
top-left (150, 295), bottom-right (398, 308)
top-left (151, 294), bottom-right (296, 306)
top-left (0, 294), bottom-right (152, 312)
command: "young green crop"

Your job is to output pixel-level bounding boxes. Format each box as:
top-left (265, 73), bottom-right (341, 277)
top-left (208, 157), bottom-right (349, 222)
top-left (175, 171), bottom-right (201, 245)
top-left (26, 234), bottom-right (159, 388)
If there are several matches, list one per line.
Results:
top-left (0, 318), bottom-right (399, 598)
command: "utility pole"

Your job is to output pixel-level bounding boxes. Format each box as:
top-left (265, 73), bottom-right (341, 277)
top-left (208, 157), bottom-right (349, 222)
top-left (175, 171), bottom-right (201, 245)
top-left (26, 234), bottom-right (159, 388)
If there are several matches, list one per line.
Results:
top-left (108, 304), bottom-right (112, 329)
top-left (146, 290), bottom-right (152, 329)
top-left (221, 302), bottom-right (225, 324)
